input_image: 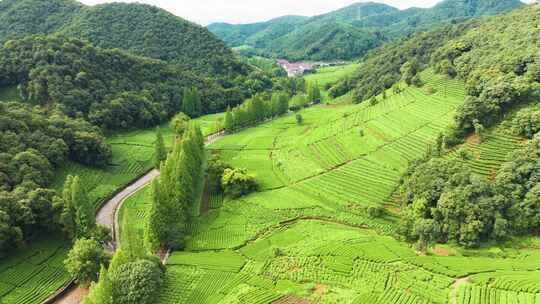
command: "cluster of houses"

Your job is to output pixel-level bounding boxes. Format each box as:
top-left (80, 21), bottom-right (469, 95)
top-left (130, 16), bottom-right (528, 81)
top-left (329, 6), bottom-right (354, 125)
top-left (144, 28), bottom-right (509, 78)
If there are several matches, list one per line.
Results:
top-left (276, 59), bottom-right (314, 77)
top-left (276, 59), bottom-right (348, 77)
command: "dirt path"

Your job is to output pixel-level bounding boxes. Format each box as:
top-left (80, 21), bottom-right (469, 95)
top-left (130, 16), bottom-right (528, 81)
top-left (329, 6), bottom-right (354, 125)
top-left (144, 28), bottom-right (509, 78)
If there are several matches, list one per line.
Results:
top-left (451, 277), bottom-right (470, 304)
top-left (50, 286), bottom-right (88, 304)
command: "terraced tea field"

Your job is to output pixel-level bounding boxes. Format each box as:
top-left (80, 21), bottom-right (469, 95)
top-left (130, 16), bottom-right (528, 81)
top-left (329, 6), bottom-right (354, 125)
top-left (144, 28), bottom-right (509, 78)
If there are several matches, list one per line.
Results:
top-left (137, 70), bottom-right (530, 303)
top-left (111, 68), bottom-right (539, 303)
top-left (0, 238), bottom-right (70, 304)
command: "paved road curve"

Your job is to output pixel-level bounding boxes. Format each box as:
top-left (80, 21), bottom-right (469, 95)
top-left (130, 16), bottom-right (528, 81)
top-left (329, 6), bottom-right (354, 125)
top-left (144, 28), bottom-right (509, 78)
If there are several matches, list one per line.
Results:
top-left (96, 168), bottom-right (160, 248)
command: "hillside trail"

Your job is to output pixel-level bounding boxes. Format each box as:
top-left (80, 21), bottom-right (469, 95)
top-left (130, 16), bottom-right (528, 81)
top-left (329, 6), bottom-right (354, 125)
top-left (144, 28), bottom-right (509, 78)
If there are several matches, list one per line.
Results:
top-left (451, 277), bottom-right (470, 304)
top-left (51, 131), bottom-right (224, 304)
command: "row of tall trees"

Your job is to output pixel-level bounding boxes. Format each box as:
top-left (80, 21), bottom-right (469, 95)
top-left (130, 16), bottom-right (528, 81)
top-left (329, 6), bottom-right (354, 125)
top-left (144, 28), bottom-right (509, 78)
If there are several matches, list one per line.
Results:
top-left (146, 123), bottom-right (204, 250)
top-left (224, 92), bottom-right (289, 133)
top-left (223, 82), bottom-right (319, 134)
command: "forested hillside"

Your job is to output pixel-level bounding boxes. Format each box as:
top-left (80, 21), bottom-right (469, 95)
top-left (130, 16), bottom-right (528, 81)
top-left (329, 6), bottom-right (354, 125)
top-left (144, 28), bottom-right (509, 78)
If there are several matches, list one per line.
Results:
top-left (0, 102), bottom-right (109, 256)
top-left (0, 0), bottom-right (248, 78)
top-left (209, 0), bottom-right (523, 61)
top-left (0, 0), bottom-right (82, 44)
top-left (0, 36), bottom-right (229, 130)
top-left (332, 3), bottom-right (539, 139)
top-left (60, 3), bottom-right (247, 76)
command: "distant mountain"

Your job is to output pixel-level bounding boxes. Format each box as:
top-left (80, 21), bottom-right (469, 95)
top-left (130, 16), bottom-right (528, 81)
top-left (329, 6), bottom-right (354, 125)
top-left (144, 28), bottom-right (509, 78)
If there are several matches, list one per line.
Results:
top-left (209, 0), bottom-right (524, 61)
top-left (209, 15), bottom-right (309, 48)
top-left (0, 0), bottom-right (247, 77)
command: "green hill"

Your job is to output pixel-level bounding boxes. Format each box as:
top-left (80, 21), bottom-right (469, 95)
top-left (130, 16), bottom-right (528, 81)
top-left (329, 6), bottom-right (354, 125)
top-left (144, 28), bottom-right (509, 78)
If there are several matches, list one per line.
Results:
top-left (0, 35), bottom-right (227, 130)
top-left (60, 2), bottom-right (246, 76)
top-left (0, 0), bottom-right (247, 77)
top-left (208, 0), bottom-right (524, 61)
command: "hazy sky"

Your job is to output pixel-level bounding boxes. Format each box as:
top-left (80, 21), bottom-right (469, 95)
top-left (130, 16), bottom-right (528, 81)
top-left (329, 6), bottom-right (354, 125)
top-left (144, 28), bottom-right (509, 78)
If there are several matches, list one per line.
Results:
top-left (77, 0), bottom-right (534, 26)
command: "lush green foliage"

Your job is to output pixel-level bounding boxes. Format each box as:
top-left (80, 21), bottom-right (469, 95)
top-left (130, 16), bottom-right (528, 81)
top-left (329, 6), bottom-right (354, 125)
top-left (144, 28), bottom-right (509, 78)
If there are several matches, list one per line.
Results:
top-left (0, 102), bottom-right (110, 256)
top-left (209, 0), bottom-right (522, 61)
top-left (60, 2), bottom-right (247, 77)
top-left (434, 4), bottom-right (540, 136)
top-left (146, 123), bottom-right (204, 249)
top-left (110, 259), bottom-right (163, 304)
top-left (510, 106), bottom-right (540, 138)
top-left (206, 156), bottom-right (231, 193)
top-left (225, 91), bottom-right (292, 133)
top-left (85, 246), bottom-right (163, 304)
top-left (122, 68), bottom-right (538, 303)
top-left (221, 168), bottom-right (258, 199)
top-left (333, 4), bottom-right (540, 140)
top-left (0, 0), bottom-right (248, 79)
top-left (59, 175), bottom-right (102, 240)
top-left (330, 24), bottom-right (471, 102)
top-left (154, 128), bottom-right (167, 169)
top-left (0, 35), bottom-right (233, 130)
top-left (0, 0), bottom-right (83, 44)
top-left (64, 237), bottom-right (110, 285)
top-left (400, 134), bottom-right (540, 247)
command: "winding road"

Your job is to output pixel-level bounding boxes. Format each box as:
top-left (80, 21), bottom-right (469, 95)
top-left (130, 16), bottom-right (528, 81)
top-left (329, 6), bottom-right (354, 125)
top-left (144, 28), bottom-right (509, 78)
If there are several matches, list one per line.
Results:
top-left (96, 169), bottom-right (160, 249)
top-left (50, 131), bottom-right (224, 304)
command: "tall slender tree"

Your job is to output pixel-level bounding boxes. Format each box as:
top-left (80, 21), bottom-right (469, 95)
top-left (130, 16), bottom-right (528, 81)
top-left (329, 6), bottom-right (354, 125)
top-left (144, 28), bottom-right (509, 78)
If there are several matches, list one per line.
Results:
top-left (154, 128), bottom-right (166, 169)
top-left (61, 175), bottom-right (95, 239)
top-left (145, 123), bottom-right (204, 250)
top-left (224, 107), bottom-right (234, 133)
top-left (72, 176), bottom-right (95, 239)
top-left (182, 88), bottom-right (195, 118)
top-left (60, 175), bottom-right (76, 239)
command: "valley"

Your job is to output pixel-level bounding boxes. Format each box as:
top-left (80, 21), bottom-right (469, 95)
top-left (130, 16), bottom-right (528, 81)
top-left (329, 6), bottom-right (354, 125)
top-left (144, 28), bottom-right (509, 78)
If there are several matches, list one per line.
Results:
top-left (0, 0), bottom-right (538, 304)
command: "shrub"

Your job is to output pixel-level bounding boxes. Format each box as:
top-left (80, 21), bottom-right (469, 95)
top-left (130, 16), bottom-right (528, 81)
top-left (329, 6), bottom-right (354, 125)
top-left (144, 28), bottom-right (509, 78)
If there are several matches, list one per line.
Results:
top-left (221, 168), bottom-right (258, 198)
top-left (367, 206), bottom-right (385, 218)
top-left (206, 156), bottom-right (231, 192)
top-left (64, 238), bottom-right (110, 286)
top-left (110, 259), bottom-right (163, 304)
top-left (170, 112), bottom-right (191, 137)
top-left (296, 114), bottom-right (303, 125)
top-left (511, 108), bottom-right (540, 138)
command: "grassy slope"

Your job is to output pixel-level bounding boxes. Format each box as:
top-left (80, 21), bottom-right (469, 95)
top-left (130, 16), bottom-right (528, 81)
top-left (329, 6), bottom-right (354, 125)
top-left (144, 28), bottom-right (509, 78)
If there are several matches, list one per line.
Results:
top-left (147, 70), bottom-right (539, 303)
top-left (304, 63), bottom-right (359, 103)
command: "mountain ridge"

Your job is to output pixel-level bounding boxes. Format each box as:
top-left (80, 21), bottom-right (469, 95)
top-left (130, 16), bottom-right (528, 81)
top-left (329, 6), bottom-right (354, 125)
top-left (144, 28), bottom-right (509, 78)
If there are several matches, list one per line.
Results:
top-left (0, 0), bottom-right (247, 77)
top-left (209, 0), bottom-right (525, 61)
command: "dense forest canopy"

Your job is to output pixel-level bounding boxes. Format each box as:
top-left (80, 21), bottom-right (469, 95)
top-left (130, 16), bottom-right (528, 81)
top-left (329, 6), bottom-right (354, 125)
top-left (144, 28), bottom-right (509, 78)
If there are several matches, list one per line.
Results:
top-left (0, 0), bottom-right (249, 79)
top-left (0, 35), bottom-right (234, 130)
top-left (0, 102), bottom-right (110, 256)
top-left (208, 0), bottom-right (523, 61)
top-left (0, 0), bottom-right (83, 44)
top-left (60, 2), bottom-right (247, 77)
top-left (400, 133), bottom-right (540, 248)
